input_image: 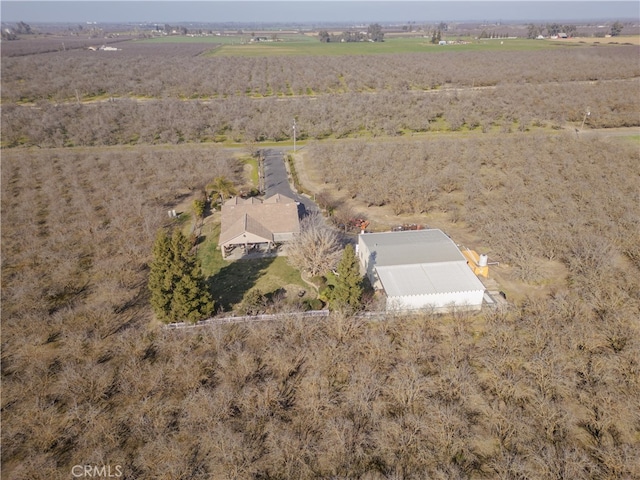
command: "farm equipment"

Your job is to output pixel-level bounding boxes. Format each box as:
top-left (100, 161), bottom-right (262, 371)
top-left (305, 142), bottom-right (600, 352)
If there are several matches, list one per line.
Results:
top-left (336, 217), bottom-right (370, 233)
top-left (349, 218), bottom-right (369, 230)
top-left (462, 249), bottom-right (489, 278)
top-left (350, 218), bottom-right (370, 232)
top-left (392, 223), bottom-right (424, 232)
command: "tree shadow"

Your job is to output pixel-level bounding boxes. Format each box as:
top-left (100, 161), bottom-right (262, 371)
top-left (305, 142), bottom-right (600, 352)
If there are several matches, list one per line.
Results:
top-left (206, 256), bottom-right (276, 312)
top-left (265, 287), bottom-right (287, 303)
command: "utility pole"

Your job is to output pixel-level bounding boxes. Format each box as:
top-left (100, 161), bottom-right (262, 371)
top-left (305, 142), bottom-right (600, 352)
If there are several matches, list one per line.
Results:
top-left (292, 119), bottom-right (297, 153)
top-left (581, 109), bottom-right (590, 131)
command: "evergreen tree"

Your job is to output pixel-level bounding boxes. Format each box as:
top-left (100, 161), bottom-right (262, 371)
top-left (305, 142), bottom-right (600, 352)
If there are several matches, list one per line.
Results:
top-left (171, 264), bottom-right (214, 323)
top-left (329, 244), bottom-right (363, 312)
top-left (610, 21), bottom-right (624, 37)
top-left (148, 230), bottom-right (173, 320)
top-left (148, 229), bottom-right (213, 323)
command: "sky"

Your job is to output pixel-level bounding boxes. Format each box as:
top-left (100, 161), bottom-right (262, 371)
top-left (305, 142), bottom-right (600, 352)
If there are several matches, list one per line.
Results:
top-left (1, 1), bottom-right (638, 24)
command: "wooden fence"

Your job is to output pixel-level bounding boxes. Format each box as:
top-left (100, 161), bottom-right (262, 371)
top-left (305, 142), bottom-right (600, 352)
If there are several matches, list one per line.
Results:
top-left (165, 309), bottom-right (331, 329)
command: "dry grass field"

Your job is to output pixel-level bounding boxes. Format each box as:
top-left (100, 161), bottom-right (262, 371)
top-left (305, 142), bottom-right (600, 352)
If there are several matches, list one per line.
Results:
top-left (2, 34), bottom-right (640, 478)
top-left (556, 34), bottom-right (640, 46)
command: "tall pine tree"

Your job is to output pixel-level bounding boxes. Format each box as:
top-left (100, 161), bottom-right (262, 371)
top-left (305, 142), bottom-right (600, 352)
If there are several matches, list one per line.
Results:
top-left (149, 229), bottom-right (213, 323)
top-left (329, 244), bottom-right (363, 312)
top-left (149, 230), bottom-right (173, 319)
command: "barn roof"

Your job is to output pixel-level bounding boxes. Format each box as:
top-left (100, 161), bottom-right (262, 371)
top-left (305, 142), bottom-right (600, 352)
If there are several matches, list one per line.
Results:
top-left (376, 262), bottom-right (485, 297)
top-left (359, 229), bottom-right (465, 266)
top-left (359, 229), bottom-right (485, 300)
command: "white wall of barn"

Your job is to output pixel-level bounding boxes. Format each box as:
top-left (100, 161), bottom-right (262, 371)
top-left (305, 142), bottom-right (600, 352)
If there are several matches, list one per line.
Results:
top-left (386, 289), bottom-right (484, 311)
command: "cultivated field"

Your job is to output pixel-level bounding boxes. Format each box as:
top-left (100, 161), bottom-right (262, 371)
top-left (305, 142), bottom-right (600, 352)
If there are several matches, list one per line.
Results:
top-left (2, 31), bottom-right (640, 479)
top-left (208, 36), bottom-right (560, 56)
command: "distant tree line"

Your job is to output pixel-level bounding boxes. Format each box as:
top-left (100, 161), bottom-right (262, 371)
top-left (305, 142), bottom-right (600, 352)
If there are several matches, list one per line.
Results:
top-left (318, 23), bottom-right (384, 43)
top-left (527, 21), bottom-right (624, 38)
top-left (2, 46), bottom-right (638, 149)
top-left (1, 21), bottom-right (32, 40)
top-left (117, 23), bottom-right (217, 37)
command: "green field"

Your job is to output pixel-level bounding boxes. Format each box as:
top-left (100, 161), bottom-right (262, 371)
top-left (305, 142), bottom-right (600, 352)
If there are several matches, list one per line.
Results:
top-left (211, 36), bottom-right (558, 56)
top-left (141, 34), bottom-right (564, 56)
top-left (139, 34), bottom-right (251, 45)
top-left (138, 32), bottom-right (639, 57)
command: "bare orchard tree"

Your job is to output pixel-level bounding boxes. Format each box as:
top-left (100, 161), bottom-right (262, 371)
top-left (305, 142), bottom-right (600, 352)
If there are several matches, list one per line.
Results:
top-left (286, 212), bottom-right (341, 276)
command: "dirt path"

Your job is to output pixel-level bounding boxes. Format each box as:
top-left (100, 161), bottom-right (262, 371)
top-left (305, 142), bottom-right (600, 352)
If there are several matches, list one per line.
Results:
top-left (569, 125), bottom-right (640, 139)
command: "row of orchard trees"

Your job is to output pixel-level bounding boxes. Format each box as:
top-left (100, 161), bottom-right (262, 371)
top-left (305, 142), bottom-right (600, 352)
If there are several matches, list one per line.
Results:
top-left (4, 78), bottom-right (638, 148)
top-left (5, 46), bottom-right (639, 104)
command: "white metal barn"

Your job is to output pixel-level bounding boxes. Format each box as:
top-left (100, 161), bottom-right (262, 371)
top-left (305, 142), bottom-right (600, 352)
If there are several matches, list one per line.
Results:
top-left (357, 229), bottom-right (486, 312)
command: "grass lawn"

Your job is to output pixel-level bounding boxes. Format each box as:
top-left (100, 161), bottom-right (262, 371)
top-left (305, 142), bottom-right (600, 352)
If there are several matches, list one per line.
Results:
top-left (197, 220), bottom-right (307, 311)
top-left (241, 156), bottom-right (259, 186)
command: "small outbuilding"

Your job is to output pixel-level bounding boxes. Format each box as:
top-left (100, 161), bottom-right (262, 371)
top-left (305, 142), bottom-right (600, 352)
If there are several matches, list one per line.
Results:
top-left (358, 229), bottom-right (486, 312)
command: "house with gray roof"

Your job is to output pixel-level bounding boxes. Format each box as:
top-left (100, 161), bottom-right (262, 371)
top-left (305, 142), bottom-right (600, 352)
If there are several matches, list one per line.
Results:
top-left (220, 194), bottom-right (300, 258)
top-left (357, 229), bottom-right (485, 311)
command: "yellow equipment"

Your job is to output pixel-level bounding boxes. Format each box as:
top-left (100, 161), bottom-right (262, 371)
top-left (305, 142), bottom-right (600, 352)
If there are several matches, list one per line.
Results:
top-left (462, 249), bottom-right (489, 278)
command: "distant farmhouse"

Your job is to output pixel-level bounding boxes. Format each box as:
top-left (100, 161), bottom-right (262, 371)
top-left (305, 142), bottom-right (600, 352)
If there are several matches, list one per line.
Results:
top-left (88, 45), bottom-right (120, 51)
top-left (219, 194), bottom-right (300, 259)
top-left (358, 229), bottom-right (486, 312)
